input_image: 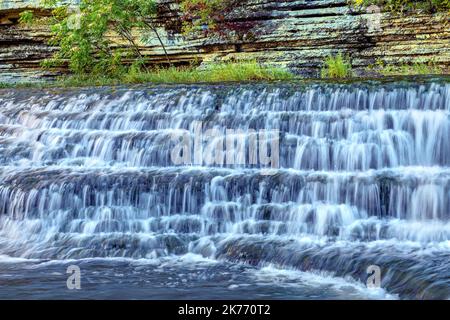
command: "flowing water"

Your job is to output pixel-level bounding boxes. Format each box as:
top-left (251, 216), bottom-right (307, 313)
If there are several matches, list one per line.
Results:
top-left (0, 79), bottom-right (449, 299)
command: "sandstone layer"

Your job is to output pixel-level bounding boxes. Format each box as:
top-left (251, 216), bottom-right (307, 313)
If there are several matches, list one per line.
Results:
top-left (0, 0), bottom-right (449, 81)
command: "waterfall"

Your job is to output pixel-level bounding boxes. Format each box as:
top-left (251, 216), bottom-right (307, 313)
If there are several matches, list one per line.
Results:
top-left (0, 81), bottom-right (449, 299)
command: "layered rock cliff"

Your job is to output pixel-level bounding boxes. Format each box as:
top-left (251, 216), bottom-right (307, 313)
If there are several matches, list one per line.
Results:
top-left (0, 0), bottom-right (449, 82)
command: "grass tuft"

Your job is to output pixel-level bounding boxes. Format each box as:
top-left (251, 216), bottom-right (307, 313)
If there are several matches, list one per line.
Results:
top-left (320, 54), bottom-right (352, 79)
top-left (122, 61), bottom-right (295, 84)
top-left (377, 63), bottom-right (443, 76)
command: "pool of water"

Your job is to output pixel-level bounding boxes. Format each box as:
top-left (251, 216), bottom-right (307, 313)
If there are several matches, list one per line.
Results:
top-left (0, 254), bottom-right (396, 300)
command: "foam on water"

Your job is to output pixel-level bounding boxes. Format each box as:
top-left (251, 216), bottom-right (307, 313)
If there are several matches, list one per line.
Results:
top-left (252, 265), bottom-right (399, 300)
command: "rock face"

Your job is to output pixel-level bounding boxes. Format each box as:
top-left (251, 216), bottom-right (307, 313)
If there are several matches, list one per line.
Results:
top-left (0, 0), bottom-right (449, 81)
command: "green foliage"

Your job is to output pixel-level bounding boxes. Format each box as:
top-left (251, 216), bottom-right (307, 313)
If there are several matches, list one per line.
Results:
top-left (0, 61), bottom-right (294, 88)
top-left (78, 61), bottom-right (293, 85)
top-left (352, 0), bottom-right (450, 13)
top-left (41, 0), bottom-right (166, 75)
top-left (371, 59), bottom-right (444, 75)
top-left (18, 10), bottom-right (35, 25)
top-left (320, 54), bottom-right (352, 79)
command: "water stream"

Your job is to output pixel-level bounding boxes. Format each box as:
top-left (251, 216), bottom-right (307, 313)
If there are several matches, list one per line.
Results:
top-left (0, 79), bottom-right (448, 299)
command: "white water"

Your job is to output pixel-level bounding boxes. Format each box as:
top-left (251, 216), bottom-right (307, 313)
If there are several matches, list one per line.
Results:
top-left (0, 82), bottom-right (449, 299)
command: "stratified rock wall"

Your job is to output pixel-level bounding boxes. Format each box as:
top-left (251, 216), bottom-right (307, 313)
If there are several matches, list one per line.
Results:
top-left (0, 0), bottom-right (449, 81)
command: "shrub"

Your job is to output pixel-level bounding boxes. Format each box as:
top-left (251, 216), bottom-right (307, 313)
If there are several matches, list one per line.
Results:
top-left (40, 0), bottom-right (170, 76)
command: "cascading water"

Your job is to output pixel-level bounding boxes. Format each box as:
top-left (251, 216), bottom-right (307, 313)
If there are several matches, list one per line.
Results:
top-left (0, 80), bottom-right (449, 299)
